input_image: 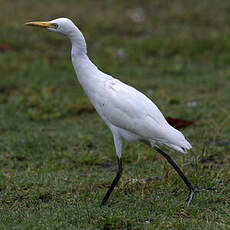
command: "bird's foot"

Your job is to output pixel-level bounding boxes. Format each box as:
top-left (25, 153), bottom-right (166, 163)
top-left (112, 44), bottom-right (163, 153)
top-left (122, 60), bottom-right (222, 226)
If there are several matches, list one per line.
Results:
top-left (186, 187), bottom-right (215, 206)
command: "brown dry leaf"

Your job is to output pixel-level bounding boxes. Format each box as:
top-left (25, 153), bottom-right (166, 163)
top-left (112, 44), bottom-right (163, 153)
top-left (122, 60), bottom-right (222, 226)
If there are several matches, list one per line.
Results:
top-left (166, 117), bottom-right (195, 130)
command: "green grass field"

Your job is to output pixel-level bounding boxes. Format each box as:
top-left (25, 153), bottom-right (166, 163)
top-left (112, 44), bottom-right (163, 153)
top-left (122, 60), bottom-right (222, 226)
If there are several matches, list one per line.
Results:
top-left (0, 0), bottom-right (230, 229)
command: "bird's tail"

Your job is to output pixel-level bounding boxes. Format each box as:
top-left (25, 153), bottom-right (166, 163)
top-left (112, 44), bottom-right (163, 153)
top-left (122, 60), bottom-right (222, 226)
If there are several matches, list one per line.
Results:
top-left (165, 139), bottom-right (192, 154)
top-left (157, 126), bottom-right (192, 154)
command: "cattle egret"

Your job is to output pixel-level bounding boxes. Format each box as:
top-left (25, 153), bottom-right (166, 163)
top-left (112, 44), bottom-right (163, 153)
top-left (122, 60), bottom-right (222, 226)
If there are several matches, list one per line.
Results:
top-left (25, 18), bottom-right (210, 206)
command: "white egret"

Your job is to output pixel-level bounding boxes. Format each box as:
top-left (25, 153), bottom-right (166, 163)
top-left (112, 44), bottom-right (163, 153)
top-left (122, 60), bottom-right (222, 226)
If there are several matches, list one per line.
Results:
top-left (25, 18), bottom-right (211, 206)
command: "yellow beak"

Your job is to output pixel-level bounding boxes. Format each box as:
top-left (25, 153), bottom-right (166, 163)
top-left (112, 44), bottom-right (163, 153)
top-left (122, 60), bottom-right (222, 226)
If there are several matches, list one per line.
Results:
top-left (25, 21), bottom-right (56, 28)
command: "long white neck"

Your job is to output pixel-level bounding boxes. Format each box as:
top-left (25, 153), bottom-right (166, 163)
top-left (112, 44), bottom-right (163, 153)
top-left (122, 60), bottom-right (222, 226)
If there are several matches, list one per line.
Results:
top-left (67, 26), bottom-right (100, 100)
top-left (68, 26), bottom-right (87, 56)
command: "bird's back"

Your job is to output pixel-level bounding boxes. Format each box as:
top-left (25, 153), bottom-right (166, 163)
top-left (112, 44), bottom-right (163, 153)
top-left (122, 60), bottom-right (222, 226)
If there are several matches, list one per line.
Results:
top-left (95, 75), bottom-right (191, 153)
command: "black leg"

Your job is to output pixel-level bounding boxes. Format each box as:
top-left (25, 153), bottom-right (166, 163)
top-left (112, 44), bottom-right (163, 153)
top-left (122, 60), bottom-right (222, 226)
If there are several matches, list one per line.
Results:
top-left (100, 157), bottom-right (123, 207)
top-left (154, 147), bottom-right (212, 205)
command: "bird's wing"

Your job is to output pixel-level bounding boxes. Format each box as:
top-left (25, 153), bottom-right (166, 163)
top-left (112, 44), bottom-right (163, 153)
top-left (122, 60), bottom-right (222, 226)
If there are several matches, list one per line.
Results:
top-left (96, 77), bottom-right (170, 140)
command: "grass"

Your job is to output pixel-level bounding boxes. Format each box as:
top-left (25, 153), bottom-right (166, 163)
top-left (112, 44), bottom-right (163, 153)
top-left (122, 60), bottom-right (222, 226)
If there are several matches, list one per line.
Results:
top-left (0, 0), bottom-right (230, 229)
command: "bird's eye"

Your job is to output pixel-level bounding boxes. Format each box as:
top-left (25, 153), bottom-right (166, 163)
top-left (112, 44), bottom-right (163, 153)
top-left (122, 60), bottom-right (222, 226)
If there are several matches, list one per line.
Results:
top-left (51, 23), bottom-right (58, 29)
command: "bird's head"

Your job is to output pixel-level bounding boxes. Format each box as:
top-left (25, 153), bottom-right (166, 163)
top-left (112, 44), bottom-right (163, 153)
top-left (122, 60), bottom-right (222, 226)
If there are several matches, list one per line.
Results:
top-left (25, 18), bottom-right (87, 54)
top-left (25, 18), bottom-right (76, 36)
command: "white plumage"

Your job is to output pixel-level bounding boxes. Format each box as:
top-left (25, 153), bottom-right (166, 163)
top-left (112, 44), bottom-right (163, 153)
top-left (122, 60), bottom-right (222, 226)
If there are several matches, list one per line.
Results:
top-left (68, 17), bottom-right (192, 154)
top-left (95, 77), bottom-right (191, 152)
top-left (25, 18), bottom-right (209, 206)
